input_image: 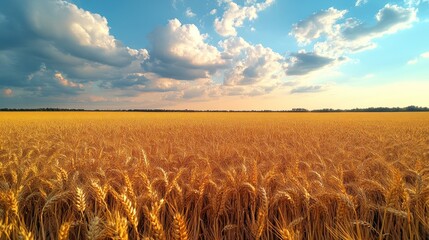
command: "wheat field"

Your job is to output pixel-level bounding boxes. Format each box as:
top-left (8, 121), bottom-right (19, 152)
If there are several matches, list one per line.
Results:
top-left (0, 112), bottom-right (428, 239)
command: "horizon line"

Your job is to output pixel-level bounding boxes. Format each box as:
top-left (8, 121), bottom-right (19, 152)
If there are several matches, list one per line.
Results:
top-left (1, 106), bottom-right (428, 112)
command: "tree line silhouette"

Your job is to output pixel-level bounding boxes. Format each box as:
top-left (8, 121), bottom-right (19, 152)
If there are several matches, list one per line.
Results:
top-left (1, 106), bottom-right (428, 112)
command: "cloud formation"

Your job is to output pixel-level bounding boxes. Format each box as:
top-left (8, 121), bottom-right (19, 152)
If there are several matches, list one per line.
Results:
top-left (290, 85), bottom-right (327, 94)
top-left (0, 0), bottom-right (137, 66)
top-left (214, 0), bottom-right (274, 37)
top-left (407, 51), bottom-right (429, 64)
top-left (291, 8), bottom-right (347, 45)
top-left (0, 0), bottom-right (425, 108)
top-left (291, 4), bottom-right (417, 58)
top-left (355, 0), bottom-right (368, 6)
top-left (55, 72), bottom-right (84, 89)
top-left (142, 19), bottom-right (226, 80)
top-left (357, 0), bottom-right (428, 7)
top-left (220, 37), bottom-right (286, 86)
top-left (286, 52), bottom-right (340, 76)
top-left (404, 0), bottom-right (429, 6)
top-left (0, 0), bottom-right (148, 98)
top-left (185, 8), bottom-right (196, 18)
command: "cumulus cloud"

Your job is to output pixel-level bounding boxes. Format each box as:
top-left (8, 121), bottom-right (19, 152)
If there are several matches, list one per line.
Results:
top-left (0, 0), bottom-right (136, 66)
top-left (291, 8), bottom-right (347, 45)
top-left (104, 18), bottom-right (293, 100)
top-left (0, 0), bottom-right (147, 97)
top-left (214, 0), bottom-right (274, 37)
top-left (220, 37), bottom-right (286, 86)
top-left (7, 0), bottom-right (417, 107)
top-left (3, 88), bottom-right (13, 97)
top-left (291, 4), bottom-right (417, 58)
top-left (142, 19), bottom-right (226, 80)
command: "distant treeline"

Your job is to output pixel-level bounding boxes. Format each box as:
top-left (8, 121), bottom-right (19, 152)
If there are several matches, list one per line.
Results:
top-left (310, 105), bottom-right (429, 112)
top-left (0, 105), bottom-right (428, 112)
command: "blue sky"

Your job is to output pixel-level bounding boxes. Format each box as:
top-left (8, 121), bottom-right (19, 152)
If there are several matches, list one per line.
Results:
top-left (0, 0), bottom-right (428, 110)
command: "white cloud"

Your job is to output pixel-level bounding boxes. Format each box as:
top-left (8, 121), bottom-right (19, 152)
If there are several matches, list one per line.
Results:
top-left (185, 8), bottom-right (196, 18)
top-left (214, 0), bottom-right (274, 37)
top-left (210, 9), bottom-right (217, 15)
top-left (407, 51), bottom-right (429, 64)
top-left (21, 0), bottom-right (135, 66)
top-left (407, 58), bottom-right (418, 65)
top-left (357, 0), bottom-right (429, 7)
top-left (291, 8), bottom-right (347, 46)
top-left (355, 0), bottom-right (368, 6)
top-left (291, 5), bottom-right (418, 58)
top-left (54, 72), bottom-right (83, 89)
top-left (220, 36), bottom-right (286, 86)
top-left (142, 19), bottom-right (226, 80)
top-left (404, 0), bottom-right (429, 6)
top-left (3, 88), bottom-right (13, 97)
top-left (172, 0), bottom-right (183, 9)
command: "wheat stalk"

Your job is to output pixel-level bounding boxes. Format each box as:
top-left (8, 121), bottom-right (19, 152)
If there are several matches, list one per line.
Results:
top-left (90, 179), bottom-right (108, 210)
top-left (119, 193), bottom-right (138, 230)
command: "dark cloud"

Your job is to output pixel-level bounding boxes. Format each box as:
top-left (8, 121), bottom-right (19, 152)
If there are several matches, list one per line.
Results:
top-left (23, 65), bottom-right (84, 97)
top-left (286, 52), bottom-right (336, 75)
top-left (0, 0), bottom-right (134, 67)
top-left (142, 61), bottom-right (212, 80)
top-left (108, 74), bottom-right (151, 89)
top-left (290, 85), bottom-right (326, 94)
top-left (342, 4), bottom-right (417, 40)
top-left (0, 0), bottom-right (145, 98)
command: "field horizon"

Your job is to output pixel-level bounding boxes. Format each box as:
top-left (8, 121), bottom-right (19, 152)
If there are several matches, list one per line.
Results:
top-left (1, 105), bottom-right (429, 113)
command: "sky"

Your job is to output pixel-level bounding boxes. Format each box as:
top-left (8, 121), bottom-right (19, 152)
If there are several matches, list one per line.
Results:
top-left (0, 0), bottom-right (428, 110)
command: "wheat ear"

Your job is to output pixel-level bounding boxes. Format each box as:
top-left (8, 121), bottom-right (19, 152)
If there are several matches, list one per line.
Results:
top-left (172, 213), bottom-right (189, 240)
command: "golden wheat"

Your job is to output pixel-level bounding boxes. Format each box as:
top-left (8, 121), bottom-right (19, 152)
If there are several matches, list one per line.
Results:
top-left (0, 112), bottom-right (428, 239)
